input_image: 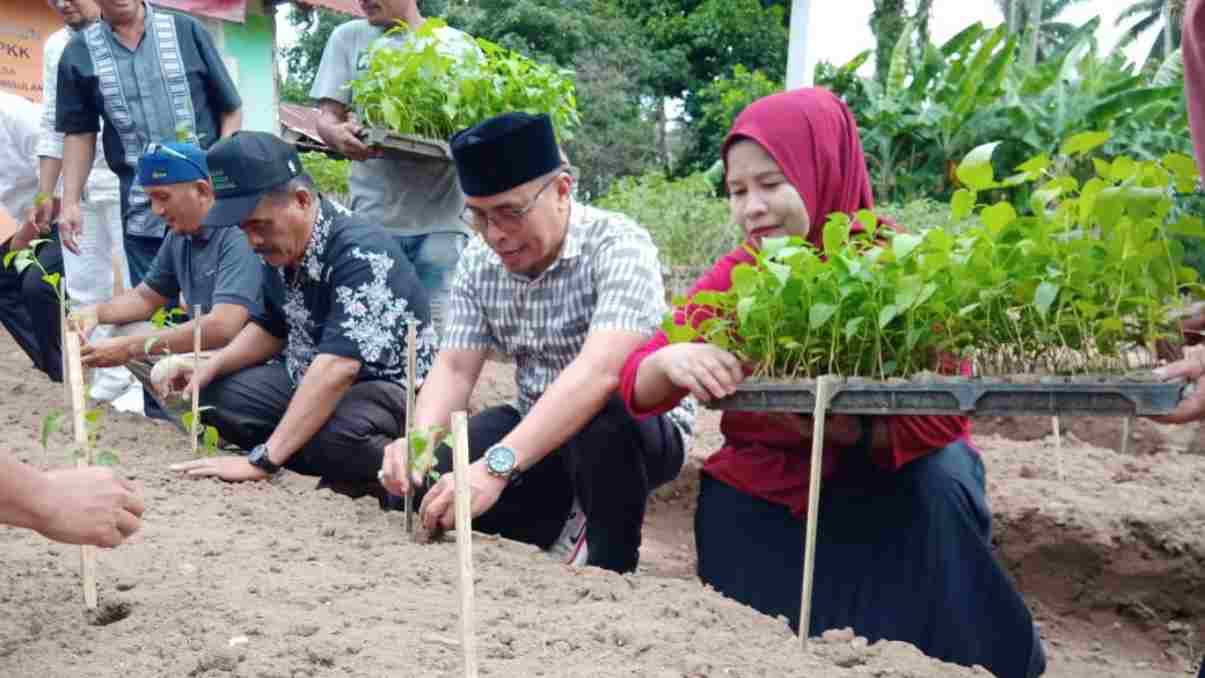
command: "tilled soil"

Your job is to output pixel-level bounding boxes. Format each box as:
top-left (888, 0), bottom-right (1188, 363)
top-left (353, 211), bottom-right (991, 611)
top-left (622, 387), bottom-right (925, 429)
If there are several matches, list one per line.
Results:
top-left (1, 333), bottom-right (1203, 677)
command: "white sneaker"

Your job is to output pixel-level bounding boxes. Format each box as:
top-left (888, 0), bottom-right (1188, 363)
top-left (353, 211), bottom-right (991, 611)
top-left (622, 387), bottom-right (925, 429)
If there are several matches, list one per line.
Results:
top-left (110, 383), bottom-right (145, 415)
top-left (547, 497), bottom-right (588, 566)
top-left (89, 367), bottom-right (134, 402)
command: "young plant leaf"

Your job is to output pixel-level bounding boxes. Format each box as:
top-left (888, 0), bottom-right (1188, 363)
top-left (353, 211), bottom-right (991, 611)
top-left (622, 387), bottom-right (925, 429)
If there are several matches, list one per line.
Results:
top-left (41, 411), bottom-right (65, 450)
top-left (95, 451), bottom-right (120, 467)
top-left (1059, 131), bottom-right (1111, 157)
top-left (955, 142), bottom-right (1001, 192)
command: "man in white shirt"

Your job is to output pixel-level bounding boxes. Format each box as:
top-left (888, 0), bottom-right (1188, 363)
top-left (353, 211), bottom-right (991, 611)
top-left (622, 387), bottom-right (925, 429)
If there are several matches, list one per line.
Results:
top-left (311, 0), bottom-right (478, 333)
top-left (0, 90), bottom-right (67, 382)
top-left (30, 0), bottom-right (135, 403)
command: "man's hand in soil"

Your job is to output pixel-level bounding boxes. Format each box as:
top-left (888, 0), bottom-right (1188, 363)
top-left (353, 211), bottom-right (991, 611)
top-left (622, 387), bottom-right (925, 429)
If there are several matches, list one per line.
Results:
top-left (170, 456), bottom-right (270, 482)
top-left (36, 467), bottom-right (144, 547)
top-left (152, 354), bottom-right (218, 400)
top-left (379, 436), bottom-right (423, 497)
top-left (419, 460), bottom-right (506, 531)
top-left (69, 306), bottom-right (100, 340)
top-left (80, 337), bottom-right (133, 368)
top-left (1152, 345), bottom-right (1205, 424)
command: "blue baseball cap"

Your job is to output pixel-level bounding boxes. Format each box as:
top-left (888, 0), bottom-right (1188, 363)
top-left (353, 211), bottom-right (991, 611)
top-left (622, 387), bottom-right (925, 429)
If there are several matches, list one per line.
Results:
top-left (137, 142), bottom-right (209, 187)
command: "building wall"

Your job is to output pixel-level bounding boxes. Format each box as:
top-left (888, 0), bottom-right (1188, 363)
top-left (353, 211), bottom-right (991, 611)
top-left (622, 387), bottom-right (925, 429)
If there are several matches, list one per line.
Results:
top-left (222, 5), bottom-right (279, 134)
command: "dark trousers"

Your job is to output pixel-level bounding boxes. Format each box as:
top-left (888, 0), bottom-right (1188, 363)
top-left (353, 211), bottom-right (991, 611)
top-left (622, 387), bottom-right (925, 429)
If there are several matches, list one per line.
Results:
top-left (695, 440), bottom-right (1046, 678)
top-left (200, 362), bottom-right (404, 482)
top-left (0, 236), bottom-right (64, 382)
top-left (1198, 660), bottom-right (1203, 678)
top-left (123, 234), bottom-right (163, 288)
top-left (420, 395), bottom-right (684, 574)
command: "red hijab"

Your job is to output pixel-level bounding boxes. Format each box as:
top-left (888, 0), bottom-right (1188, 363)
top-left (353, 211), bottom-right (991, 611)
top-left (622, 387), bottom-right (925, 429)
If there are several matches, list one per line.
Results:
top-left (721, 87), bottom-right (878, 248)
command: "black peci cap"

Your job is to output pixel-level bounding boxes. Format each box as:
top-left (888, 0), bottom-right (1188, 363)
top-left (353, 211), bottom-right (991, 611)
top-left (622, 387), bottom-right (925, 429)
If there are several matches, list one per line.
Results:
top-left (449, 112), bottom-right (560, 197)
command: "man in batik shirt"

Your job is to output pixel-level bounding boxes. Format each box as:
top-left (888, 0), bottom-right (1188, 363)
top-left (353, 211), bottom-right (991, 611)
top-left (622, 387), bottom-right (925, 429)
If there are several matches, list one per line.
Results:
top-left (162, 133), bottom-right (436, 498)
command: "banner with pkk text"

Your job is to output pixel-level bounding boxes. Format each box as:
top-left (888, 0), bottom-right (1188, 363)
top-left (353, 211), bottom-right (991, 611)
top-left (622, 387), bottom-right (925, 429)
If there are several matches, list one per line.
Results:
top-left (0, 3), bottom-right (60, 102)
top-left (156, 0), bottom-right (247, 23)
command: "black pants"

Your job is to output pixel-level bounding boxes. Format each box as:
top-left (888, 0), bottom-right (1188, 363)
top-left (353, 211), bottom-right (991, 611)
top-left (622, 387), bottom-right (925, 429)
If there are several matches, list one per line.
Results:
top-left (200, 362), bottom-right (404, 483)
top-left (419, 395), bottom-right (684, 574)
top-left (695, 440), bottom-right (1045, 678)
top-left (0, 236), bottom-right (64, 382)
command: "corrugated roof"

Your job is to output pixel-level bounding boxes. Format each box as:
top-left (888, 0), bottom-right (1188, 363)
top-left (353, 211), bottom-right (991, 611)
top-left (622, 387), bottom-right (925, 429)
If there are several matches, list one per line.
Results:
top-left (288, 0), bottom-right (364, 17)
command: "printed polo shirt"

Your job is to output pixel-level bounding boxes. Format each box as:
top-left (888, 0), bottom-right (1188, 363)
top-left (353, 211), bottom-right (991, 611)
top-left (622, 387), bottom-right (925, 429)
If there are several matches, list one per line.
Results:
top-left (252, 198), bottom-right (437, 390)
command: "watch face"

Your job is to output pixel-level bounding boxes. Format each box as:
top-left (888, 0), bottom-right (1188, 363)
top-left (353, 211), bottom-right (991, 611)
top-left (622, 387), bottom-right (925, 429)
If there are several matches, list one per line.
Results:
top-left (487, 446), bottom-right (516, 475)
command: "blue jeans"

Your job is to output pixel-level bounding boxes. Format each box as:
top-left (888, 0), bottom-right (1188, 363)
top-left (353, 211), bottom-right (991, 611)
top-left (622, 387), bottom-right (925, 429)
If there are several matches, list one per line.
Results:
top-left (395, 232), bottom-right (467, 334)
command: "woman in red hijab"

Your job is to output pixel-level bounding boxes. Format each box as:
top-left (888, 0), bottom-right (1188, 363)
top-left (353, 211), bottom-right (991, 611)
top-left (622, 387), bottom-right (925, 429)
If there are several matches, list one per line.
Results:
top-left (619, 88), bottom-right (1045, 678)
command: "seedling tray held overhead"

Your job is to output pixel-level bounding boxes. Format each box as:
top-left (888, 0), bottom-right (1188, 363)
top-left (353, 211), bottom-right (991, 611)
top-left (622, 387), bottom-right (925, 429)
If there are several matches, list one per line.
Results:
top-left (360, 128), bottom-right (452, 162)
top-left (707, 377), bottom-right (1187, 417)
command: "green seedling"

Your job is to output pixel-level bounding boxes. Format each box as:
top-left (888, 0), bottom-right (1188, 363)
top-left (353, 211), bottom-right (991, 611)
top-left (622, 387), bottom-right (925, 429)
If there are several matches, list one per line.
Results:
top-left (409, 425), bottom-right (452, 487)
top-left (41, 408), bottom-right (120, 467)
top-left (181, 406), bottom-right (221, 457)
top-left (348, 18), bottom-right (580, 142)
top-left (668, 135), bottom-right (1205, 379)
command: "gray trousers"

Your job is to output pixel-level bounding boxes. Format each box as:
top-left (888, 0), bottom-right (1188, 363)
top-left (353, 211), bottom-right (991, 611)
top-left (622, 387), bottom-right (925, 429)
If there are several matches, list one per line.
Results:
top-left (200, 362), bottom-right (405, 483)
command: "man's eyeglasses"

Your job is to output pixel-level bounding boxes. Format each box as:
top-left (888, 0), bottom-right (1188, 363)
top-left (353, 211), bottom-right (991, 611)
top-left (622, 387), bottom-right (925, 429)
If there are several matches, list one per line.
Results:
top-left (144, 142), bottom-right (208, 180)
top-left (459, 168), bottom-right (568, 233)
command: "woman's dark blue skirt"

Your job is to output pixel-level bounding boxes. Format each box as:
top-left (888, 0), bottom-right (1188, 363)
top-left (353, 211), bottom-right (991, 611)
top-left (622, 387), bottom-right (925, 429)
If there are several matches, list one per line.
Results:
top-left (695, 439), bottom-right (1046, 678)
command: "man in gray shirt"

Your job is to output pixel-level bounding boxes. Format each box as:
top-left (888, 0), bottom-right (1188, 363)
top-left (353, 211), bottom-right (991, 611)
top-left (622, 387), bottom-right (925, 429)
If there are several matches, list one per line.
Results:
top-left (311, 0), bottom-right (476, 331)
top-left (72, 143), bottom-right (262, 406)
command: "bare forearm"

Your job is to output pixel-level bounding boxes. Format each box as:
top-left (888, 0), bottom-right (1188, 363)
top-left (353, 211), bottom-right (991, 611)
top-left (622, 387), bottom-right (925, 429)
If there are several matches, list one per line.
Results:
top-left (264, 354), bottom-right (359, 461)
top-left (315, 102), bottom-right (348, 148)
top-left (61, 134), bottom-right (96, 205)
top-left (97, 285), bottom-right (164, 326)
top-left (0, 454), bottom-right (53, 532)
top-left (132, 305), bottom-right (249, 358)
top-left (208, 323), bottom-right (284, 381)
top-left (219, 109), bottom-right (242, 138)
top-left (37, 157), bottom-right (63, 196)
top-left (412, 351), bottom-right (484, 432)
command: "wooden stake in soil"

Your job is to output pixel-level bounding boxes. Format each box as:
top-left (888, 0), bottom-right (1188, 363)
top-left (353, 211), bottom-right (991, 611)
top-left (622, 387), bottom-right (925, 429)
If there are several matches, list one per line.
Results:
top-left (191, 308), bottom-right (202, 458)
top-left (60, 301), bottom-right (70, 407)
top-left (404, 323), bottom-right (417, 536)
top-left (65, 331), bottom-right (98, 610)
top-left (1121, 416), bottom-right (1132, 456)
top-left (800, 375), bottom-right (838, 650)
top-left (451, 411), bottom-right (478, 678)
top-left (1052, 415), bottom-right (1064, 481)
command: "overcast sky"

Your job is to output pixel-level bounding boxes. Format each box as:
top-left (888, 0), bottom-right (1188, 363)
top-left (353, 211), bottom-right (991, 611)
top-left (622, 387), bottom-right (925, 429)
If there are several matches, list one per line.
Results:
top-left (276, 1), bottom-right (1157, 80)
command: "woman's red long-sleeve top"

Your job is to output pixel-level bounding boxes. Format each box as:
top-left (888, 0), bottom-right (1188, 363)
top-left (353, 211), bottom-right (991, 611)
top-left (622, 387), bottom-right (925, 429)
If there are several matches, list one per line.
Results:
top-left (619, 247), bottom-right (972, 517)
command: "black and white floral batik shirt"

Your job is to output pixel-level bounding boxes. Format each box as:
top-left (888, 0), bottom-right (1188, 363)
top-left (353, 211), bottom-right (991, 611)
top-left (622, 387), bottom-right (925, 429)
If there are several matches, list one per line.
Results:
top-left (252, 198), bottom-right (437, 391)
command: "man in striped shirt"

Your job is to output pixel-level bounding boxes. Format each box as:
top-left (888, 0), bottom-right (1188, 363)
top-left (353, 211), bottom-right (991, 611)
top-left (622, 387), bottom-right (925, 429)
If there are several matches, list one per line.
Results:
top-left (379, 112), bottom-right (695, 573)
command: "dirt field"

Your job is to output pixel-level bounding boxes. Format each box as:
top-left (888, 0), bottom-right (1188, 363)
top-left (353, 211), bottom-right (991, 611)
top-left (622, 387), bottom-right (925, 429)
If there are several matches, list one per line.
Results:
top-left (0, 331), bottom-right (1202, 677)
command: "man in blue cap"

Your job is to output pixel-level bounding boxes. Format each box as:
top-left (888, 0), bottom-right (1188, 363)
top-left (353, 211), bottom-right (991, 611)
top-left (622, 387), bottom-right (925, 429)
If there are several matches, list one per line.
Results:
top-left (378, 112), bottom-right (694, 573)
top-left (164, 132), bottom-right (434, 498)
top-left (69, 143), bottom-right (262, 412)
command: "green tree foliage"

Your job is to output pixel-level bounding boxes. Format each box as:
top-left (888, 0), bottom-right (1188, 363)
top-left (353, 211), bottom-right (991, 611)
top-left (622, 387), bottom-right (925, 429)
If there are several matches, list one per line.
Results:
top-left (280, 7), bottom-right (350, 105)
top-left (1117, 0), bottom-right (1185, 69)
top-left (870, 0), bottom-right (908, 85)
top-left (679, 66), bottom-right (783, 177)
top-left (817, 20), bottom-right (1191, 204)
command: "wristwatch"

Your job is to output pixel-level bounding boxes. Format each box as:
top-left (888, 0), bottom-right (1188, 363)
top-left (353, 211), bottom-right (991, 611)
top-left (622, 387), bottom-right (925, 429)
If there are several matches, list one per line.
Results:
top-left (484, 444), bottom-right (522, 484)
top-left (248, 443), bottom-right (281, 475)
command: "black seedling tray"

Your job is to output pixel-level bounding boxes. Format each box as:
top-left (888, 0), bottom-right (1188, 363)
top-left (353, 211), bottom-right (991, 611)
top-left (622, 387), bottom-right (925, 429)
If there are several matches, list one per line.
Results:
top-left (360, 128), bottom-right (451, 161)
top-left (707, 378), bottom-right (1187, 416)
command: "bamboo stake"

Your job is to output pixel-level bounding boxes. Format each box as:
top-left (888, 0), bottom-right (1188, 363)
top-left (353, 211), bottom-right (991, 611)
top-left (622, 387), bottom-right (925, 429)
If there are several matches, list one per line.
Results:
top-left (65, 331), bottom-right (97, 610)
top-left (800, 375), bottom-right (838, 650)
top-left (405, 323), bottom-right (417, 535)
top-left (60, 300), bottom-right (70, 407)
top-left (1052, 415), bottom-right (1064, 482)
top-left (1121, 416), bottom-right (1132, 456)
top-left (191, 308), bottom-right (202, 458)
top-left (451, 411), bottom-right (478, 678)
